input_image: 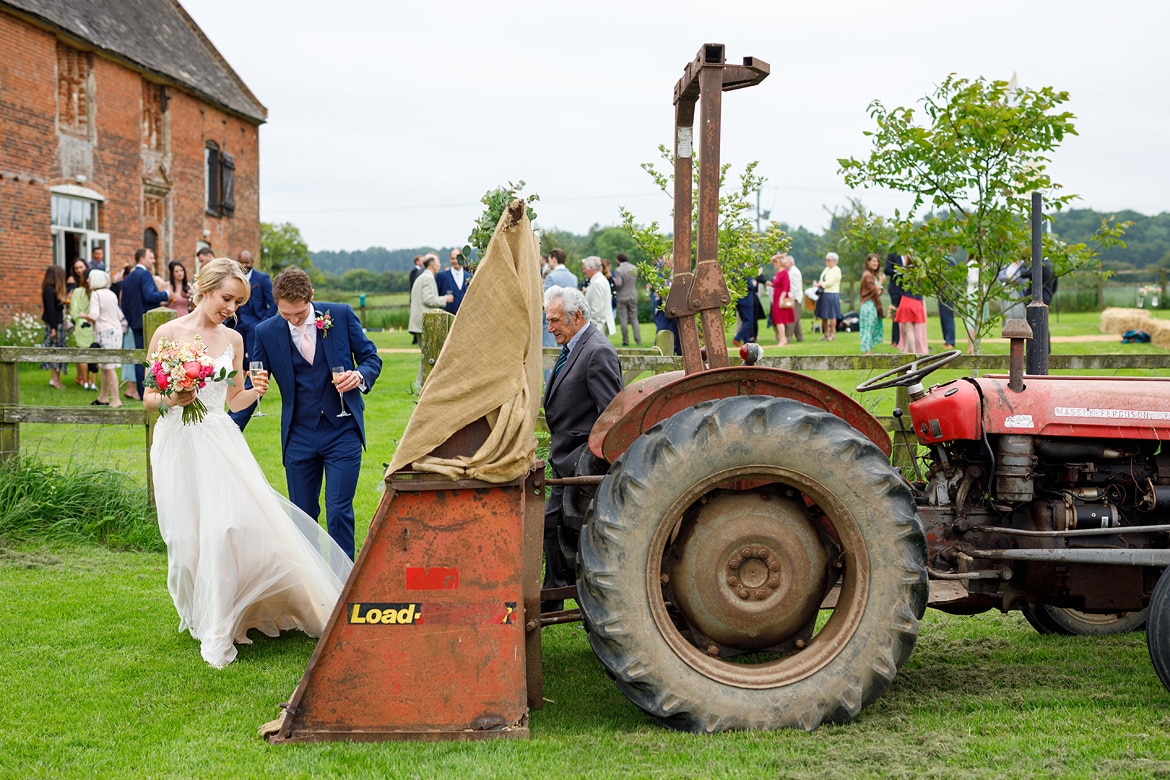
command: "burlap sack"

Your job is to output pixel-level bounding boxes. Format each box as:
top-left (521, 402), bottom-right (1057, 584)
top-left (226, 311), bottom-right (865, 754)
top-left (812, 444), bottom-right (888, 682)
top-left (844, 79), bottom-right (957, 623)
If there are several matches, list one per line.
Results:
top-left (385, 200), bottom-right (543, 482)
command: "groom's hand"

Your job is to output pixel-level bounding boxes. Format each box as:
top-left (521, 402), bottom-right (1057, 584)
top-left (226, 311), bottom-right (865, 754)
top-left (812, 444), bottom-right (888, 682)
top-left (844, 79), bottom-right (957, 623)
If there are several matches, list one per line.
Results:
top-left (333, 370), bottom-right (361, 393)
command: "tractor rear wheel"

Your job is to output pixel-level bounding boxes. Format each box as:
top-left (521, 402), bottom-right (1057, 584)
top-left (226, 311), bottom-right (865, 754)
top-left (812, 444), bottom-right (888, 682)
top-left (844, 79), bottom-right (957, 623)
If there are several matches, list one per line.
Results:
top-left (577, 396), bottom-right (928, 732)
top-left (1021, 604), bottom-right (1147, 636)
top-left (1147, 567), bottom-right (1170, 693)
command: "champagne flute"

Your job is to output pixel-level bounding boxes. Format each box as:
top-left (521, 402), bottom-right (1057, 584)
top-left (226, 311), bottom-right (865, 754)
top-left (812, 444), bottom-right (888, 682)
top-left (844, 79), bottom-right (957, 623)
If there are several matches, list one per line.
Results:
top-left (332, 365), bottom-right (352, 417)
top-left (249, 361), bottom-right (267, 417)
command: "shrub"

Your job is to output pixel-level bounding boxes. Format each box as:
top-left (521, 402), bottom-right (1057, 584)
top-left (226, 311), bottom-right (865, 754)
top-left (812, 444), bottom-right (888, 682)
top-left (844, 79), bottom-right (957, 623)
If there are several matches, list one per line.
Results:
top-left (0, 456), bottom-right (161, 552)
top-left (1, 313), bottom-right (42, 347)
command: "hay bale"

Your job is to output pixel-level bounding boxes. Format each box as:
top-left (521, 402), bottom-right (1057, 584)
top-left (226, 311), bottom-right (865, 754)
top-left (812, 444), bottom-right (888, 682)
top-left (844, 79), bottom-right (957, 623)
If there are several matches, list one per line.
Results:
top-left (1150, 319), bottom-right (1170, 350)
top-left (1100, 307), bottom-right (1152, 335)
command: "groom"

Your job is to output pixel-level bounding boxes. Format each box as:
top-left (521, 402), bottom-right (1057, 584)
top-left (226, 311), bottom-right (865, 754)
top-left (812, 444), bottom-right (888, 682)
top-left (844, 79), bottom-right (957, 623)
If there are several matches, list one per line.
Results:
top-left (251, 267), bottom-right (382, 559)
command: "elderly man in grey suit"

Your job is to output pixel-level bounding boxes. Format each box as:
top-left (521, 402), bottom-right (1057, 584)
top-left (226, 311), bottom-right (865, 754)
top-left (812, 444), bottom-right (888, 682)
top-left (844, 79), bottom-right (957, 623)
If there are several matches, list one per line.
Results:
top-left (408, 254), bottom-right (452, 387)
top-left (541, 285), bottom-right (622, 611)
top-left (611, 252), bottom-right (641, 346)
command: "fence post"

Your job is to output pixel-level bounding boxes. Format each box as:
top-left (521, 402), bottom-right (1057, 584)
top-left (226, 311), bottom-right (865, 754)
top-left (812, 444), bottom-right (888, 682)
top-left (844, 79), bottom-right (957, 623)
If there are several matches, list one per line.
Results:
top-left (142, 307), bottom-right (176, 509)
top-left (889, 386), bottom-right (917, 476)
top-left (419, 310), bottom-right (455, 387)
top-left (0, 355), bottom-right (17, 464)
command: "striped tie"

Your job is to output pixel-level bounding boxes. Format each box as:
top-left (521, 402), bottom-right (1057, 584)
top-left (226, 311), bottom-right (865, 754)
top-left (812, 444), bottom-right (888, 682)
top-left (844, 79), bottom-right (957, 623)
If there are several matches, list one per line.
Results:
top-left (552, 345), bottom-right (569, 379)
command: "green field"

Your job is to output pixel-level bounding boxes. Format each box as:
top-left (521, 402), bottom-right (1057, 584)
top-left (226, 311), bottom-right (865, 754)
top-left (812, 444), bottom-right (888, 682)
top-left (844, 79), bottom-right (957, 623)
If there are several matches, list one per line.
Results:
top-left (3, 311), bottom-right (1170, 777)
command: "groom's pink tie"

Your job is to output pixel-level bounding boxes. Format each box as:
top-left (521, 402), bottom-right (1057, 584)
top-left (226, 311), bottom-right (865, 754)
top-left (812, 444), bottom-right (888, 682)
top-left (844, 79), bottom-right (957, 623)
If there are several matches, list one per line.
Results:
top-left (300, 323), bottom-right (315, 364)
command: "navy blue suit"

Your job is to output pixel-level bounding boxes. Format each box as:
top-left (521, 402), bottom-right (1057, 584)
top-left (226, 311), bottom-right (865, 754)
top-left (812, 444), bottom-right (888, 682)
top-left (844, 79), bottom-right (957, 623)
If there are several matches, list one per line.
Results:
top-left (120, 265), bottom-right (170, 395)
top-left (251, 303), bottom-right (381, 559)
top-left (435, 268), bottom-right (470, 314)
top-left (233, 269), bottom-right (275, 361)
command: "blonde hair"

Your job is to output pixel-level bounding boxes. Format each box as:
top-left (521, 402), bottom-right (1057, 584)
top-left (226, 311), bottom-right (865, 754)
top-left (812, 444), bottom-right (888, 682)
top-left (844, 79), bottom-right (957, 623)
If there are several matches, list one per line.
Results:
top-left (191, 257), bottom-right (250, 307)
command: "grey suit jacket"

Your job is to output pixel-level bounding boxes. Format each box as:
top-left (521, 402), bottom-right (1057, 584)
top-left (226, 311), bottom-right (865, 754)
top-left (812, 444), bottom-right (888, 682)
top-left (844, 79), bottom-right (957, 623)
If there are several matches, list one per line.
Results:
top-left (542, 323), bottom-right (622, 477)
top-left (408, 271), bottom-right (446, 333)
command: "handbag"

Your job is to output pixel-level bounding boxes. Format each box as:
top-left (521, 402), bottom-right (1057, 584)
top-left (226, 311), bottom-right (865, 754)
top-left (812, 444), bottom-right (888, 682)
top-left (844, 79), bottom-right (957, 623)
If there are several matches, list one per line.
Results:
top-left (778, 293), bottom-right (794, 309)
top-left (88, 341), bottom-right (100, 373)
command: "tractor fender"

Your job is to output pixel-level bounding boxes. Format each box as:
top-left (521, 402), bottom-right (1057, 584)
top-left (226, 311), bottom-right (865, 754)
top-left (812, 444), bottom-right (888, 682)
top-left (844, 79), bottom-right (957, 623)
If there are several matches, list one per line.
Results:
top-left (589, 366), bottom-right (891, 464)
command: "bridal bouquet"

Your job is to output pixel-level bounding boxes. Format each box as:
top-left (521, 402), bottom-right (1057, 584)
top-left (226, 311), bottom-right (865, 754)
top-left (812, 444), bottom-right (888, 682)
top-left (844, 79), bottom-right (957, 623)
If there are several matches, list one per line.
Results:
top-left (145, 335), bottom-right (234, 425)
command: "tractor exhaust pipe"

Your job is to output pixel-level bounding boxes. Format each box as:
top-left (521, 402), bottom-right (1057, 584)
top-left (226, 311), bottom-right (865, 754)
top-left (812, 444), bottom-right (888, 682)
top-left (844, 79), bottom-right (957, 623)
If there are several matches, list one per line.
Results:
top-left (1003, 318), bottom-right (1033, 392)
top-left (1025, 191), bottom-right (1050, 375)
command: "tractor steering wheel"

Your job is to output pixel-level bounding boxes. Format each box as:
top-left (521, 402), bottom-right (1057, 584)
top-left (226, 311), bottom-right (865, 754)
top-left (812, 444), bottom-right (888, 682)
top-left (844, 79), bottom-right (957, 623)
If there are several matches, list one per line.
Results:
top-left (855, 350), bottom-right (962, 393)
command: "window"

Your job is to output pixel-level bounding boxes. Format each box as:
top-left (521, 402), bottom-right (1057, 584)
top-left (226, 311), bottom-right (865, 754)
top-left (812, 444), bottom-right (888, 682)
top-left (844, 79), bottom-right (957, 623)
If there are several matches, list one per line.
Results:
top-left (143, 227), bottom-right (158, 254)
top-left (49, 188), bottom-right (107, 270)
top-left (205, 142), bottom-right (236, 217)
top-left (57, 44), bottom-right (93, 136)
top-left (142, 81), bottom-right (166, 151)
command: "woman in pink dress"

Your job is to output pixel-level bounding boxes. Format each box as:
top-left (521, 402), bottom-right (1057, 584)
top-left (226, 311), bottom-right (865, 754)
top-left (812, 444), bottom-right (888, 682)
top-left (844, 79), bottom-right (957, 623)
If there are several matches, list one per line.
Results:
top-left (770, 253), bottom-right (794, 346)
top-left (166, 261), bottom-right (192, 315)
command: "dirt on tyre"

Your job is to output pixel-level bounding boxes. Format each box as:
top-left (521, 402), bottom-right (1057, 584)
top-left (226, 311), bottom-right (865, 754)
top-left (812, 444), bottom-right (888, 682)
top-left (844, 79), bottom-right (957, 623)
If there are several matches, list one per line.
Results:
top-left (577, 396), bottom-right (928, 732)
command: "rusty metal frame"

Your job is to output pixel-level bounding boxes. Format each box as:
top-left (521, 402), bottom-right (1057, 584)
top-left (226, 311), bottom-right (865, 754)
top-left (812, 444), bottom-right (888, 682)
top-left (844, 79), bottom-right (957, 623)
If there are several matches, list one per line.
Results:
top-left (663, 43), bottom-right (769, 374)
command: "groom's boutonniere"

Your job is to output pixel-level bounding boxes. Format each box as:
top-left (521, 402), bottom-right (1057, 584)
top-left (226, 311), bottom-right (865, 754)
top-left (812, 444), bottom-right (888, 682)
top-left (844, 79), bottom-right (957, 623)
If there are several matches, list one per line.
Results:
top-left (315, 311), bottom-right (333, 338)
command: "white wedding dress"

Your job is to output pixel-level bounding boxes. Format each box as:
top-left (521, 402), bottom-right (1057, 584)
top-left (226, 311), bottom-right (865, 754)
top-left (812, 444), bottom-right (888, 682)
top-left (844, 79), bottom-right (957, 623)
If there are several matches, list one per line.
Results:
top-left (150, 346), bottom-right (353, 668)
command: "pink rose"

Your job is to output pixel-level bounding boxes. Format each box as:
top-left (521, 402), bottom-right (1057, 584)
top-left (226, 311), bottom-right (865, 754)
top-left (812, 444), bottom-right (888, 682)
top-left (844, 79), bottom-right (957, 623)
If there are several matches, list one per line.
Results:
top-left (156, 372), bottom-right (169, 391)
top-left (183, 361), bottom-right (202, 379)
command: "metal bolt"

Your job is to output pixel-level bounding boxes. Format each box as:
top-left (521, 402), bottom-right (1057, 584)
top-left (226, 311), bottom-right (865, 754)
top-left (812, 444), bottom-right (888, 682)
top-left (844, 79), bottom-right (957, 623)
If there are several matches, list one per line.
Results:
top-left (794, 638), bottom-right (807, 649)
top-left (769, 560), bottom-right (780, 572)
top-left (767, 578), bottom-right (779, 589)
top-left (660, 573), bottom-right (670, 584)
top-left (737, 589), bottom-right (750, 600)
top-left (706, 644), bottom-right (720, 656)
top-left (754, 590), bottom-right (767, 600)
top-left (729, 557), bottom-right (741, 569)
top-left (741, 547), bottom-right (753, 558)
top-left (727, 576), bottom-right (739, 587)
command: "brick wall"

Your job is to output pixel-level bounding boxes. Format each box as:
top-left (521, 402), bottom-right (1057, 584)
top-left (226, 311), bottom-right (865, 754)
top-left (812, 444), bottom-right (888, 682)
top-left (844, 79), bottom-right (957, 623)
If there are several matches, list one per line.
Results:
top-left (0, 15), bottom-right (55, 323)
top-left (0, 9), bottom-right (261, 325)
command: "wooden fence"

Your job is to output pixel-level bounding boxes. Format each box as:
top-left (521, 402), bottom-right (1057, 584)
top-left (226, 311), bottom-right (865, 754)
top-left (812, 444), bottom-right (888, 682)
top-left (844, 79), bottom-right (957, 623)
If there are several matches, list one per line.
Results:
top-left (5, 341), bottom-right (1170, 466)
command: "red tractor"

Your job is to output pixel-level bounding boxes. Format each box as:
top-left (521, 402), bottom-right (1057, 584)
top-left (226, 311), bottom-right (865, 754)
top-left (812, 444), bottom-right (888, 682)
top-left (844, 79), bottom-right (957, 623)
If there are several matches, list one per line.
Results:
top-left (559, 45), bottom-right (1170, 733)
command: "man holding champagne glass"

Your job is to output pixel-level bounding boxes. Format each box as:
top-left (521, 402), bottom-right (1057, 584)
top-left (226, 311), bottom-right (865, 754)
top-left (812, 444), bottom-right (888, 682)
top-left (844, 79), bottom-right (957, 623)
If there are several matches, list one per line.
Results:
top-left (251, 268), bottom-right (382, 559)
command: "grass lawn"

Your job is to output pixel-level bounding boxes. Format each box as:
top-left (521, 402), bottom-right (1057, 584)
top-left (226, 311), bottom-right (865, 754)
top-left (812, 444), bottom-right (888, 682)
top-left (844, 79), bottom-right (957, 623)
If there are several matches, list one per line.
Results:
top-left (4, 309), bottom-right (1170, 776)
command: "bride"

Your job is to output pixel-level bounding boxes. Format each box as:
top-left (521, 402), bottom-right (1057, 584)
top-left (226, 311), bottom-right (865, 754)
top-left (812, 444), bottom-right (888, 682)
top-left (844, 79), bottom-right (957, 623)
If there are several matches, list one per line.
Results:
top-left (144, 257), bottom-right (352, 668)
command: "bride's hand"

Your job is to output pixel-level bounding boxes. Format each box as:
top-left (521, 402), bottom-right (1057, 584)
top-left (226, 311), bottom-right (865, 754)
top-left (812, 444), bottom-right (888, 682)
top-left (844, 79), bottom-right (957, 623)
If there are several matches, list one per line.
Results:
top-left (252, 371), bottom-right (269, 396)
top-left (169, 388), bottom-right (197, 408)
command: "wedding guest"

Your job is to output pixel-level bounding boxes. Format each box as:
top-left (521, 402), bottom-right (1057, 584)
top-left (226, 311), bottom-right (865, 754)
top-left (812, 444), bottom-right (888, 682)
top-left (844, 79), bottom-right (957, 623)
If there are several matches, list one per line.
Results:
top-left (166, 261), bottom-right (192, 315)
top-left (41, 265), bottom-right (67, 389)
top-left (770, 253), bottom-right (794, 346)
top-left (67, 259), bottom-right (94, 390)
top-left (814, 252), bottom-right (843, 341)
top-left (858, 253), bottom-right (885, 355)
top-left (112, 262), bottom-right (141, 401)
top-left (83, 270), bottom-right (126, 408)
top-left (893, 253), bottom-right (928, 354)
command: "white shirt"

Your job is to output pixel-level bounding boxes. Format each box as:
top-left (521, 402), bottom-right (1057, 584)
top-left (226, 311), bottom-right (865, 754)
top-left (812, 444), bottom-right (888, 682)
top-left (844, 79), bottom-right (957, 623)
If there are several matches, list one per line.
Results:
top-left (451, 268), bottom-right (464, 289)
top-left (288, 305), bottom-right (318, 357)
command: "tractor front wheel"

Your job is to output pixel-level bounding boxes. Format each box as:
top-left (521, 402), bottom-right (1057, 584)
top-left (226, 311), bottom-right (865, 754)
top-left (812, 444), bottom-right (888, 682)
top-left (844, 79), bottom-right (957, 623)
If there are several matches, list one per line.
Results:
top-left (1147, 567), bottom-right (1170, 693)
top-left (1021, 604), bottom-right (1147, 636)
top-left (577, 396), bottom-right (928, 732)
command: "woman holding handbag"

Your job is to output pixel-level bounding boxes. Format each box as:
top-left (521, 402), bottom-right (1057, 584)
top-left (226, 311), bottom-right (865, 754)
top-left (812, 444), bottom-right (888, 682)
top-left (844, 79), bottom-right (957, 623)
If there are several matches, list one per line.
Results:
top-left (83, 270), bottom-right (127, 408)
top-left (770, 253), bottom-right (794, 346)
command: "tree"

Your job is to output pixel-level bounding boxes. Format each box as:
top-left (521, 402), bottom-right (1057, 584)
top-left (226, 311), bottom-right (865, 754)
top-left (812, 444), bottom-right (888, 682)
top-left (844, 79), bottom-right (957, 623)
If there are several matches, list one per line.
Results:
top-left (620, 146), bottom-right (789, 329)
top-left (260, 221), bottom-right (313, 274)
top-left (461, 180), bottom-right (539, 271)
top-left (838, 74), bottom-right (1126, 352)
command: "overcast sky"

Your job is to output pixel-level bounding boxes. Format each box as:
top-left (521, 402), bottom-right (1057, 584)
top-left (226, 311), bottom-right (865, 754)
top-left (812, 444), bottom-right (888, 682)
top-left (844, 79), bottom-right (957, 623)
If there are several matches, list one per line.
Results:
top-left (179, 0), bottom-right (1168, 254)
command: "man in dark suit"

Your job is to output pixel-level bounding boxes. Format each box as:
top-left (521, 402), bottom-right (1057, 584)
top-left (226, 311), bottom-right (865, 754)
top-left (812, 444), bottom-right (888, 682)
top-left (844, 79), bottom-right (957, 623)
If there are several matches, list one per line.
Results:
top-left (885, 252), bottom-right (905, 346)
top-left (252, 267), bottom-right (382, 559)
top-left (232, 249), bottom-right (275, 362)
top-left (541, 285), bottom-right (622, 611)
top-left (120, 247), bottom-right (171, 396)
top-left (435, 249), bottom-right (471, 315)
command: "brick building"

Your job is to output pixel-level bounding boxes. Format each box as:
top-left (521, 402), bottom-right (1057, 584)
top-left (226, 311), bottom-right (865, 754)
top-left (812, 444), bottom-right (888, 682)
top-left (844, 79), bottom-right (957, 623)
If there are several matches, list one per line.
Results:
top-left (0, 0), bottom-right (266, 324)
